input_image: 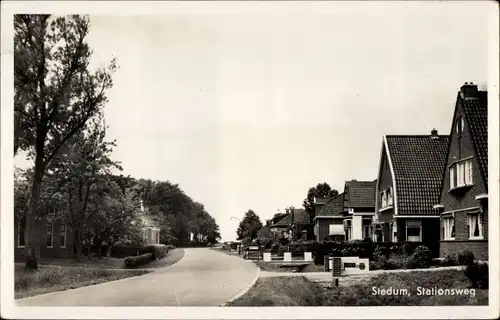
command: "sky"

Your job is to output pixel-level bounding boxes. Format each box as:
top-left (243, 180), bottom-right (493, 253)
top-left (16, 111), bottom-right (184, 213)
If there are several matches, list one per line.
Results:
top-left (13, 2), bottom-right (492, 241)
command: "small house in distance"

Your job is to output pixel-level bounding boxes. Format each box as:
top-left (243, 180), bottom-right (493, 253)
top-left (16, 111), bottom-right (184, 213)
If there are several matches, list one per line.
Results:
top-left (434, 83), bottom-right (488, 261)
top-left (138, 200), bottom-right (161, 245)
top-left (313, 180), bottom-right (375, 241)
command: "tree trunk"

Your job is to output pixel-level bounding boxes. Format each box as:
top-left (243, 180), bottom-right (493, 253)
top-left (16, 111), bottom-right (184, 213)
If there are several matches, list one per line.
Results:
top-left (24, 156), bottom-right (44, 270)
top-left (106, 244), bottom-right (113, 258)
top-left (75, 228), bottom-right (83, 262)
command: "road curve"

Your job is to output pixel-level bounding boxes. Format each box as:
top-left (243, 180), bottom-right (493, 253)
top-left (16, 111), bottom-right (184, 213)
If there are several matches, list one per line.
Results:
top-left (16, 248), bottom-right (259, 306)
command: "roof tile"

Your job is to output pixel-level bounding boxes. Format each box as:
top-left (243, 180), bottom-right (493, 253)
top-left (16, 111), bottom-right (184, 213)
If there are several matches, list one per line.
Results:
top-left (386, 135), bottom-right (449, 216)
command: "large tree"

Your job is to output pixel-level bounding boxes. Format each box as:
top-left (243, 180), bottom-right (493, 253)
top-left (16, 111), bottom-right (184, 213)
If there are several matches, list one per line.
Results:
top-left (14, 14), bottom-right (117, 269)
top-left (303, 182), bottom-right (339, 224)
top-left (50, 114), bottom-right (121, 261)
top-left (236, 210), bottom-right (263, 240)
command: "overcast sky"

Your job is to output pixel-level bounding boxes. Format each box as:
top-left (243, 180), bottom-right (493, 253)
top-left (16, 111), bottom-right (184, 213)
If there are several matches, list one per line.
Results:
top-left (14, 2), bottom-right (492, 241)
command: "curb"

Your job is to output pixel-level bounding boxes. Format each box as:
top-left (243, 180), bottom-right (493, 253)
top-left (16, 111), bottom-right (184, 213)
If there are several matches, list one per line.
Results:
top-left (219, 263), bottom-right (261, 307)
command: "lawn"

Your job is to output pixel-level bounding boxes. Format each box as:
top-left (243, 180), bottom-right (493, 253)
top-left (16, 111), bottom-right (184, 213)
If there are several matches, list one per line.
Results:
top-left (229, 269), bottom-right (488, 306)
top-left (15, 265), bottom-right (149, 299)
top-left (30, 248), bottom-right (185, 270)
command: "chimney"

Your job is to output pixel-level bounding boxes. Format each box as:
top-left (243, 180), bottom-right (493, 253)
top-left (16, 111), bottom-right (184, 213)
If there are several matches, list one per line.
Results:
top-left (430, 128), bottom-right (439, 139)
top-left (460, 82), bottom-right (478, 99)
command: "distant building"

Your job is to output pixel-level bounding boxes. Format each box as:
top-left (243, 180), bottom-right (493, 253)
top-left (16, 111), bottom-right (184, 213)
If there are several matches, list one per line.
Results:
top-left (434, 83), bottom-right (488, 260)
top-left (268, 208), bottom-right (309, 240)
top-left (138, 200), bottom-right (161, 245)
top-left (314, 180), bottom-right (376, 241)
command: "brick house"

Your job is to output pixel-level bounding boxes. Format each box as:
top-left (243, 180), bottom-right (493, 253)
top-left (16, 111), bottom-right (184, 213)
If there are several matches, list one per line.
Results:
top-left (14, 210), bottom-right (74, 261)
top-left (434, 83), bottom-right (488, 261)
top-left (269, 208), bottom-right (309, 240)
top-left (373, 131), bottom-right (449, 256)
top-left (343, 180), bottom-right (376, 240)
top-left (313, 193), bottom-right (345, 241)
top-left (313, 180), bottom-right (375, 241)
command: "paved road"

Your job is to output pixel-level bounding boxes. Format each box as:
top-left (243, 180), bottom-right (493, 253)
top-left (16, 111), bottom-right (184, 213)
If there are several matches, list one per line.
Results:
top-left (16, 248), bottom-right (259, 306)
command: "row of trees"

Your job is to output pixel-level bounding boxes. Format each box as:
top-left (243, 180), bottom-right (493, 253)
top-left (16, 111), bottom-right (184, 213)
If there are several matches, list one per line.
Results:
top-left (14, 14), bottom-right (220, 269)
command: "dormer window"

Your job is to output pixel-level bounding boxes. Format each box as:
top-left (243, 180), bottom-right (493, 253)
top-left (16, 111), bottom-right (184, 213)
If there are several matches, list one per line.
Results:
top-left (387, 187), bottom-right (393, 206)
top-left (449, 159), bottom-right (473, 190)
top-left (455, 115), bottom-right (464, 135)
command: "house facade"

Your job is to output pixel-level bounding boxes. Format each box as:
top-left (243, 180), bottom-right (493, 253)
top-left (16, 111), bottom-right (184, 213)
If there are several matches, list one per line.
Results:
top-left (343, 180), bottom-right (376, 241)
top-left (269, 208), bottom-right (309, 240)
top-left (314, 180), bottom-right (375, 241)
top-left (14, 211), bottom-right (74, 261)
top-left (373, 131), bottom-right (449, 256)
top-left (139, 200), bottom-right (161, 245)
top-left (434, 83), bottom-right (488, 261)
top-left (313, 193), bottom-right (345, 241)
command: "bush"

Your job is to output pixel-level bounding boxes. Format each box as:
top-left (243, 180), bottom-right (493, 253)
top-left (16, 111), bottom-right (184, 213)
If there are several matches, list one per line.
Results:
top-left (464, 261), bottom-right (488, 289)
top-left (405, 245), bottom-right (433, 269)
top-left (458, 250), bottom-right (475, 266)
top-left (109, 244), bottom-right (142, 258)
top-left (229, 242), bottom-right (238, 250)
top-left (241, 237), bottom-right (252, 247)
top-left (166, 244), bottom-right (176, 251)
top-left (139, 244), bottom-right (168, 260)
top-left (124, 253), bottom-right (154, 268)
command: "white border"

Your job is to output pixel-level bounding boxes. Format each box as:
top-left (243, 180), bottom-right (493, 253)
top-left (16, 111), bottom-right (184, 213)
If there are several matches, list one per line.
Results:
top-left (1, 1), bottom-right (499, 319)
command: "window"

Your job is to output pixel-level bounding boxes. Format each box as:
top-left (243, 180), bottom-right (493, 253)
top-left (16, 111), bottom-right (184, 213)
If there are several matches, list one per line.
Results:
top-left (46, 222), bottom-right (54, 247)
top-left (406, 220), bottom-right (422, 242)
top-left (17, 217), bottom-right (26, 247)
top-left (387, 188), bottom-right (393, 206)
top-left (449, 159), bottom-right (473, 189)
top-left (329, 224), bottom-right (343, 236)
top-left (467, 213), bottom-right (483, 239)
top-left (60, 223), bottom-right (67, 247)
top-left (380, 188), bottom-right (393, 209)
top-left (443, 216), bottom-right (455, 240)
top-left (381, 191), bottom-right (387, 207)
top-left (456, 115), bottom-right (464, 135)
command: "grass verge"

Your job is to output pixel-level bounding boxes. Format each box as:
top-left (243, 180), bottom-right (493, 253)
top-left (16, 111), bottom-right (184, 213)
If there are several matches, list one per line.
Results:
top-left (15, 265), bottom-right (149, 299)
top-left (28, 248), bottom-right (185, 270)
top-left (229, 269), bottom-right (488, 306)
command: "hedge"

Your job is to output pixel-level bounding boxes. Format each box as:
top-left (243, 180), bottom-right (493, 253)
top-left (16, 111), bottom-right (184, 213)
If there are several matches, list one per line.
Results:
top-left (272, 240), bottom-right (426, 264)
top-left (109, 244), bottom-right (142, 258)
top-left (138, 244), bottom-right (168, 260)
top-left (124, 253), bottom-right (154, 268)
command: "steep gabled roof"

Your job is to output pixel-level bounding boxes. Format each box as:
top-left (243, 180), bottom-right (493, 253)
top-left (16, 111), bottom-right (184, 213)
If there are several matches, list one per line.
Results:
top-left (344, 180), bottom-right (376, 209)
top-left (385, 134), bottom-right (450, 216)
top-left (317, 193), bottom-right (345, 217)
top-left (461, 91), bottom-right (488, 186)
top-left (271, 208), bottom-right (308, 227)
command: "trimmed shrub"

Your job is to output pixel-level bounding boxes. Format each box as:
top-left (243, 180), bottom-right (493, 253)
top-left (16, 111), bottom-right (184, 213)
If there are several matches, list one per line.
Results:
top-left (139, 244), bottom-right (168, 260)
top-left (124, 253), bottom-right (154, 268)
top-left (458, 250), bottom-right (475, 266)
top-left (405, 245), bottom-right (433, 269)
top-left (464, 261), bottom-right (488, 289)
top-left (166, 244), bottom-right (176, 251)
top-left (109, 244), bottom-right (142, 258)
